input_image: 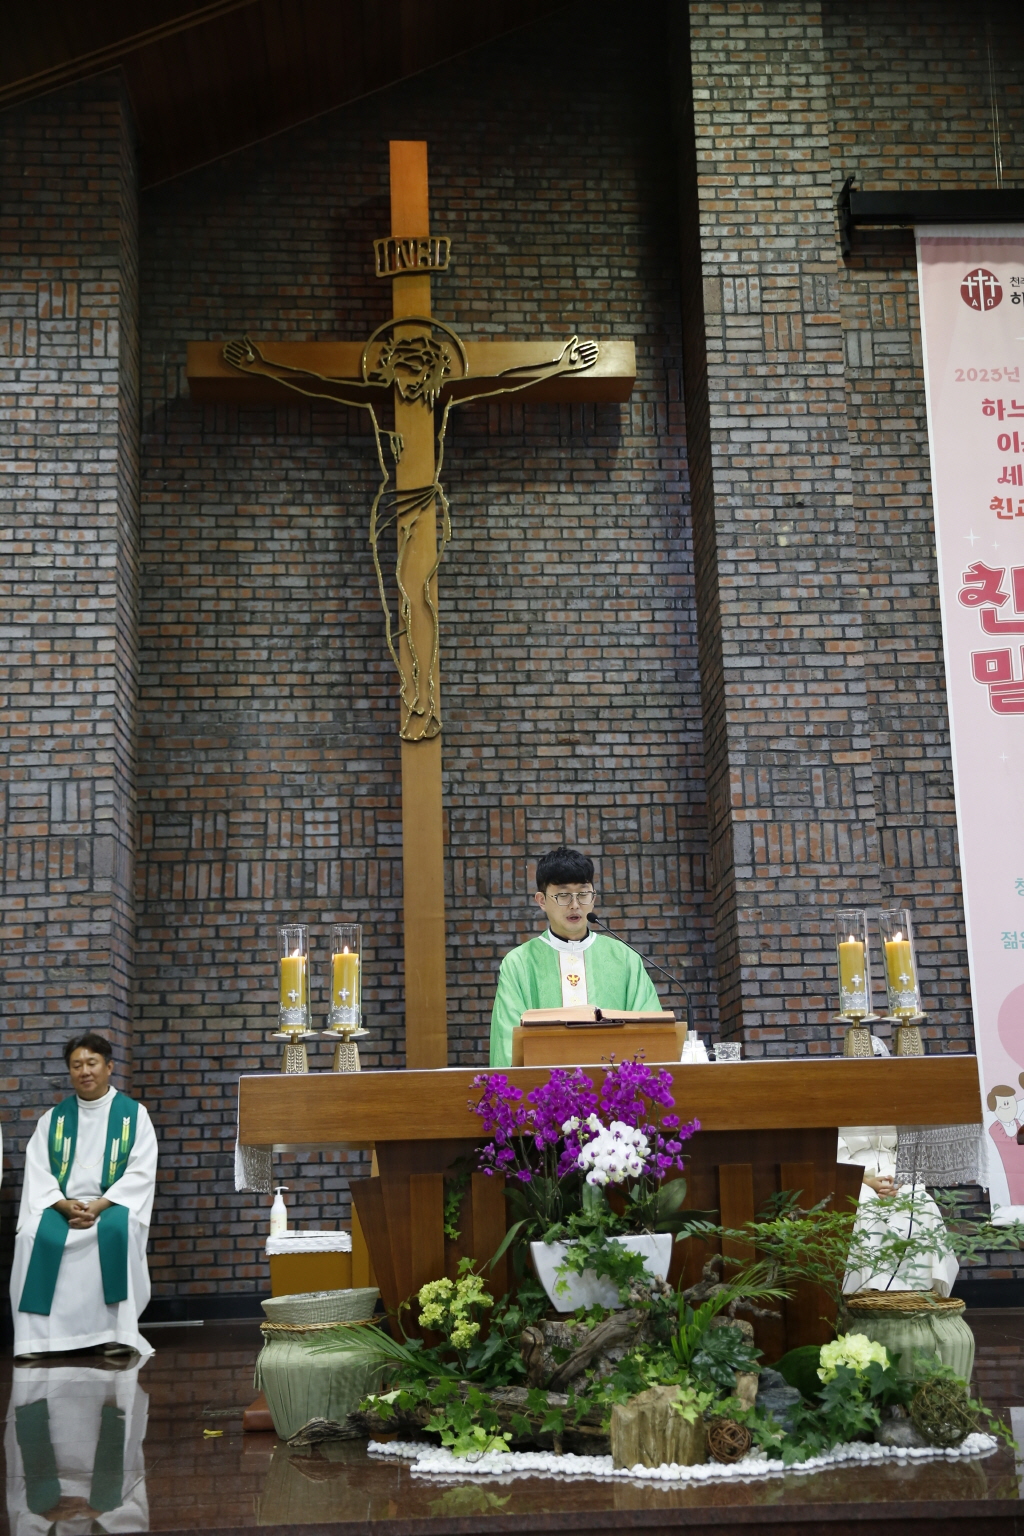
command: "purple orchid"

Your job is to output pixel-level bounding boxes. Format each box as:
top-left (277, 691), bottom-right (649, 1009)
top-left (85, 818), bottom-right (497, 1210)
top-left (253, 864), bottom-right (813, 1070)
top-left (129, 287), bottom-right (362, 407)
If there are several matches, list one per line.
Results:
top-left (469, 1059), bottom-right (699, 1226)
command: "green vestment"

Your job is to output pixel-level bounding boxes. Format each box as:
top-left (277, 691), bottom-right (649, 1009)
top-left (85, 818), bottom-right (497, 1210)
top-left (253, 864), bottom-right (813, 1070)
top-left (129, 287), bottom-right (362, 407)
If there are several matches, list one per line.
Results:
top-left (488, 932), bottom-right (662, 1067)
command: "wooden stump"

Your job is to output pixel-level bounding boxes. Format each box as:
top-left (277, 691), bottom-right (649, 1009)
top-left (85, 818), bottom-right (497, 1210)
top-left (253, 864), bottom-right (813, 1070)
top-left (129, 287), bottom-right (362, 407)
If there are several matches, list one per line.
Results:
top-left (609, 1386), bottom-right (706, 1470)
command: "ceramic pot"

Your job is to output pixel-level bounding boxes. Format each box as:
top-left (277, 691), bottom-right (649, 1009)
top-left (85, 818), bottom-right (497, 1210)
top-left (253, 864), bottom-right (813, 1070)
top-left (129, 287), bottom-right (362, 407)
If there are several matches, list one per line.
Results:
top-left (530, 1232), bottom-right (674, 1313)
top-left (845, 1305), bottom-right (975, 1383)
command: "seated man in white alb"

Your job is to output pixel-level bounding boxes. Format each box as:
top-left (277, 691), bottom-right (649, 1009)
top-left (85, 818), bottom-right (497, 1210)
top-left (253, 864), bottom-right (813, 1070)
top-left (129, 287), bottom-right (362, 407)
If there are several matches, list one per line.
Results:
top-left (11, 1033), bottom-right (158, 1361)
top-left (838, 1126), bottom-right (958, 1296)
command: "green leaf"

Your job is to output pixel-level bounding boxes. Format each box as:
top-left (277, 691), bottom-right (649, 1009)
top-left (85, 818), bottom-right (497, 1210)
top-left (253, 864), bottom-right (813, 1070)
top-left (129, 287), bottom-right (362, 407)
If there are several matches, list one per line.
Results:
top-left (581, 1181), bottom-right (607, 1216)
top-left (489, 1219), bottom-right (528, 1269)
top-left (776, 1344), bottom-right (825, 1401)
top-left (652, 1179), bottom-right (689, 1216)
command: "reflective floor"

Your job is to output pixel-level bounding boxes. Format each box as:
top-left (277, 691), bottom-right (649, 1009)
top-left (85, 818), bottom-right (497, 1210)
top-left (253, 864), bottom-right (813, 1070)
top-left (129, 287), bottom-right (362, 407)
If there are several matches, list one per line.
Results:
top-left (0, 1313), bottom-right (1020, 1534)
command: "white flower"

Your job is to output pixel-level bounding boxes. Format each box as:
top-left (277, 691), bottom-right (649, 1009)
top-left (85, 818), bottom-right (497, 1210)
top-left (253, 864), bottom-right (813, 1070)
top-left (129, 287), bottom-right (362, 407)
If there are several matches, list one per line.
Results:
top-left (576, 1119), bottom-right (651, 1186)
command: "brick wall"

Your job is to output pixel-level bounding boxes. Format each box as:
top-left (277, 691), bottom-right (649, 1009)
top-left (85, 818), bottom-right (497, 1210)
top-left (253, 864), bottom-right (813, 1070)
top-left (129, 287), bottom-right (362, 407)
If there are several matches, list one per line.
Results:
top-left (675, 0), bottom-right (1024, 1061)
top-left (135, 3), bottom-right (711, 1299)
top-left (678, 1), bottom-right (882, 1054)
top-left (0, 75), bottom-right (139, 1263)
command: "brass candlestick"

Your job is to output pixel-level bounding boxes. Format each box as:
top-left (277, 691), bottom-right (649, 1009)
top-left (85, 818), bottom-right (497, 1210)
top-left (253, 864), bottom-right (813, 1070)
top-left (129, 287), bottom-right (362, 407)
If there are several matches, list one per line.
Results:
top-left (322, 922), bottom-right (369, 1072)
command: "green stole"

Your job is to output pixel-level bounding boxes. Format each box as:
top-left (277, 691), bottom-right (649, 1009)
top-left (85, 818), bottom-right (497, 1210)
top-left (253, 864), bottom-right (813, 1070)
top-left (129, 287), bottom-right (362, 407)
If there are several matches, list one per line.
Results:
top-left (19, 1091), bottom-right (140, 1317)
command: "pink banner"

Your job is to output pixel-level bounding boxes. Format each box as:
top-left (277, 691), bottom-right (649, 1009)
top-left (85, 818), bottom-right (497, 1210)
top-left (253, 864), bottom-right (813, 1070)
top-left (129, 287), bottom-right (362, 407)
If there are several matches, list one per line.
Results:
top-left (917, 227), bottom-right (1024, 1214)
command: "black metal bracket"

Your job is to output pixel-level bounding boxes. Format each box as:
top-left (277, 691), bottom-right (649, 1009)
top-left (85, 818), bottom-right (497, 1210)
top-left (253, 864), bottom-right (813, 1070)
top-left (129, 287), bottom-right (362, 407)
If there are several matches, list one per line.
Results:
top-left (838, 177), bottom-right (1024, 256)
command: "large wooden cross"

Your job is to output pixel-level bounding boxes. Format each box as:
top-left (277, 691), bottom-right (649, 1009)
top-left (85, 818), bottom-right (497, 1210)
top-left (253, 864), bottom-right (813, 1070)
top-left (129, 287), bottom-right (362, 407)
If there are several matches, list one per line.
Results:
top-left (187, 141), bottom-right (635, 1068)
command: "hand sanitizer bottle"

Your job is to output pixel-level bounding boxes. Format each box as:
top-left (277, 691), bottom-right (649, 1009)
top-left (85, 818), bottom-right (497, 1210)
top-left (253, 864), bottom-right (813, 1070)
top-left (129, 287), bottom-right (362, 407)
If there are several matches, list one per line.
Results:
top-left (270, 1186), bottom-right (289, 1237)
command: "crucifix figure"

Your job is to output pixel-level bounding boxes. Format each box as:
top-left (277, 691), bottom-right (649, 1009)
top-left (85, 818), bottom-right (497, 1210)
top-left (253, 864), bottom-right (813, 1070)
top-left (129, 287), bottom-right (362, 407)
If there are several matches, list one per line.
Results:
top-left (187, 141), bottom-right (635, 1069)
top-left (220, 323), bottom-right (597, 743)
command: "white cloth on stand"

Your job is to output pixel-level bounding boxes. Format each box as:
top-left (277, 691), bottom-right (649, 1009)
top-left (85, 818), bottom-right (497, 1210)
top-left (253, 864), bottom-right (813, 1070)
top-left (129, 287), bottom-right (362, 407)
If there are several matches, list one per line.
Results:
top-left (10, 1092), bottom-right (158, 1359)
top-left (5, 1363), bottom-right (149, 1536)
top-left (235, 1137), bottom-right (273, 1193)
top-left (266, 1230), bottom-right (352, 1256)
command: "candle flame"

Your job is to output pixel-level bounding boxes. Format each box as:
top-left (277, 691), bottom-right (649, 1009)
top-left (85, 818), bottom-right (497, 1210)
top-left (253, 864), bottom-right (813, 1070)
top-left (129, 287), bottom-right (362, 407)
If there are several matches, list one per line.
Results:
top-left (894, 932), bottom-right (903, 943)
top-left (847, 934), bottom-right (855, 944)
top-left (290, 948), bottom-right (301, 958)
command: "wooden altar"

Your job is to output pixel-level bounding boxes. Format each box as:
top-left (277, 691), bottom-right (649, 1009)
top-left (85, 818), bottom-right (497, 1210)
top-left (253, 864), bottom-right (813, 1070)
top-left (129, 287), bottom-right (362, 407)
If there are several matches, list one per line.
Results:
top-left (237, 1056), bottom-right (982, 1355)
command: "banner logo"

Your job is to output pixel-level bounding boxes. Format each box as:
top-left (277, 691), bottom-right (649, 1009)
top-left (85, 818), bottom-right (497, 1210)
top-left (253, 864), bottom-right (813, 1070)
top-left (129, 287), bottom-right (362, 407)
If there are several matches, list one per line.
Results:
top-left (961, 268), bottom-right (1003, 311)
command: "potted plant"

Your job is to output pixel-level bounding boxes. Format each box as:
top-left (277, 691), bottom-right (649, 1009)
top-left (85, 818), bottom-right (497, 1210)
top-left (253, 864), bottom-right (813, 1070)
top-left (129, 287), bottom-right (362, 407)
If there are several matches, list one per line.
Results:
top-left (471, 1060), bottom-right (701, 1310)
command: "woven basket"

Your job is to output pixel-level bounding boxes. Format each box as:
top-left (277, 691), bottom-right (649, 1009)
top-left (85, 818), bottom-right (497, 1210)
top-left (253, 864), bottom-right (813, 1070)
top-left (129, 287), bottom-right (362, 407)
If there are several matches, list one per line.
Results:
top-left (260, 1318), bottom-right (378, 1335)
top-left (261, 1286), bottom-right (379, 1326)
top-left (845, 1290), bottom-right (965, 1315)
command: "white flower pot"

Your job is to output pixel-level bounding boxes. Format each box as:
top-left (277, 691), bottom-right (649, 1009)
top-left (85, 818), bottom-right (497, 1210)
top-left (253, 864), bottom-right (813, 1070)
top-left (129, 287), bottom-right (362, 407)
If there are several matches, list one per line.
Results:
top-left (530, 1233), bottom-right (674, 1313)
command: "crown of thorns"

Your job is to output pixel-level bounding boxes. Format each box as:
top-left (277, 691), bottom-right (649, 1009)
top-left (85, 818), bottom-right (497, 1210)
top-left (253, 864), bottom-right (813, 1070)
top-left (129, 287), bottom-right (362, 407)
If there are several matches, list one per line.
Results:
top-left (368, 331), bottom-right (452, 407)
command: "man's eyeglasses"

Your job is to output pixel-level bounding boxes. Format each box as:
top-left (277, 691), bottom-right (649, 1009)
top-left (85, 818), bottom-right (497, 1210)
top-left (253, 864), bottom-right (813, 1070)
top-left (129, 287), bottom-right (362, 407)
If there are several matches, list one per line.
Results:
top-left (549, 890), bottom-right (596, 908)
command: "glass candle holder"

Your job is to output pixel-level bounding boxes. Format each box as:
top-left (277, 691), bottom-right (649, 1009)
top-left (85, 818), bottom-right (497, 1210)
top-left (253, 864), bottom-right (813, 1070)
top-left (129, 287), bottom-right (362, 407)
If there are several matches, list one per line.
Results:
top-left (278, 924), bottom-right (310, 1033)
top-left (835, 909), bottom-right (873, 1019)
top-left (327, 923), bottom-right (362, 1031)
top-left (879, 909), bottom-right (921, 1018)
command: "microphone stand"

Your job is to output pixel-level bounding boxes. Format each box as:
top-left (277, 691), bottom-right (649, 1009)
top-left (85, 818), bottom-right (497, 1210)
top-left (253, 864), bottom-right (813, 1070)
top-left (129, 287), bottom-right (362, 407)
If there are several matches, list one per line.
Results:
top-left (585, 913), bottom-right (694, 1036)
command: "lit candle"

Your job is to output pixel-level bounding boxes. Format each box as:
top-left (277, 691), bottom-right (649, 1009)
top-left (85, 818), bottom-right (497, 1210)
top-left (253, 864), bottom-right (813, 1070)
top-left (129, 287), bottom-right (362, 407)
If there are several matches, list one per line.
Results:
top-left (332, 949), bottom-right (360, 1010)
top-left (279, 950), bottom-right (307, 1009)
top-left (884, 933), bottom-right (915, 994)
top-left (838, 935), bottom-right (866, 997)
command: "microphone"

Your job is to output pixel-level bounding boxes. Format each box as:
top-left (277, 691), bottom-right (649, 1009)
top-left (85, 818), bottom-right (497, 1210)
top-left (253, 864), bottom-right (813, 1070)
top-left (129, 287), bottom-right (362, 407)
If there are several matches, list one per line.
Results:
top-left (585, 913), bottom-right (695, 1035)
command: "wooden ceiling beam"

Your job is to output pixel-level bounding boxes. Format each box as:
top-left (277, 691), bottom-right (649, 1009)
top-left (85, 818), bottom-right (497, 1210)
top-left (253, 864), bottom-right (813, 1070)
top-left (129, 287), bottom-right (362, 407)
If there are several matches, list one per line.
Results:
top-left (2, 0), bottom-right (572, 188)
top-left (0, 0), bottom-right (260, 111)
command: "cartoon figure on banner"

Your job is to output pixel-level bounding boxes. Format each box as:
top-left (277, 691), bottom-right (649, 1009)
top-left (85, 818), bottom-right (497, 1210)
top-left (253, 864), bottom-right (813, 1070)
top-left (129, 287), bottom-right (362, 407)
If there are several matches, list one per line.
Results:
top-left (988, 1080), bottom-right (1024, 1136)
top-left (986, 984), bottom-right (1024, 1209)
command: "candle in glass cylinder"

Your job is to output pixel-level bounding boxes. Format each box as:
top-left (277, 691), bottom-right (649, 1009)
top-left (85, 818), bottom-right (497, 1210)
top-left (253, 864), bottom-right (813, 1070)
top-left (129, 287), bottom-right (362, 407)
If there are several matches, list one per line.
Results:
top-left (332, 949), bottom-right (360, 1011)
top-left (838, 936), bottom-right (865, 996)
top-left (884, 933), bottom-right (915, 994)
top-left (280, 951), bottom-right (307, 1009)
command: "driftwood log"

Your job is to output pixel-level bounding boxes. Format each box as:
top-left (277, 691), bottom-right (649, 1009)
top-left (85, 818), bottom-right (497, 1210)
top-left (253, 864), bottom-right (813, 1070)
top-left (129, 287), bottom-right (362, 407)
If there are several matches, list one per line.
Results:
top-left (686, 1255), bottom-right (781, 1322)
top-left (521, 1308), bottom-right (648, 1391)
top-left (609, 1385), bottom-right (706, 1470)
top-left (344, 1382), bottom-right (610, 1455)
